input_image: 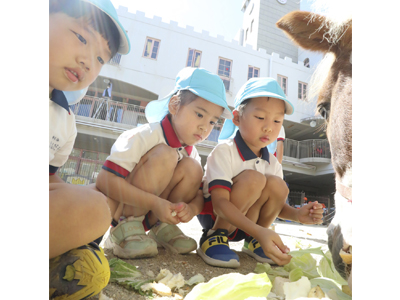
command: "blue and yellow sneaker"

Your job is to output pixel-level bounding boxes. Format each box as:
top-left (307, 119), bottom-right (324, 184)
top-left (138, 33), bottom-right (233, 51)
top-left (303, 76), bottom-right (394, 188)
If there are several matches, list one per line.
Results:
top-left (196, 229), bottom-right (240, 268)
top-left (242, 236), bottom-right (275, 264)
top-left (49, 242), bottom-right (110, 300)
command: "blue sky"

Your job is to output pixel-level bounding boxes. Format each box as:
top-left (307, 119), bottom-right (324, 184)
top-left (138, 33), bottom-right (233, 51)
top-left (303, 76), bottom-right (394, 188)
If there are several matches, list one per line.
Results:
top-left (111, 0), bottom-right (314, 41)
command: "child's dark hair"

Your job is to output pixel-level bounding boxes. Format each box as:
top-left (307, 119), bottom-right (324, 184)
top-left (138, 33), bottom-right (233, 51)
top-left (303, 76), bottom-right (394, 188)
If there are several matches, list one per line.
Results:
top-left (49, 0), bottom-right (120, 58)
top-left (236, 99), bottom-right (251, 116)
top-left (169, 90), bottom-right (198, 110)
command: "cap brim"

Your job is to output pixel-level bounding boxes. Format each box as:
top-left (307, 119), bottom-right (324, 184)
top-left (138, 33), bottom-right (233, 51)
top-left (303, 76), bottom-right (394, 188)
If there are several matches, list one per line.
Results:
top-left (82, 0), bottom-right (130, 54)
top-left (145, 90), bottom-right (176, 123)
top-left (218, 119), bottom-right (238, 141)
top-left (188, 88), bottom-right (233, 120)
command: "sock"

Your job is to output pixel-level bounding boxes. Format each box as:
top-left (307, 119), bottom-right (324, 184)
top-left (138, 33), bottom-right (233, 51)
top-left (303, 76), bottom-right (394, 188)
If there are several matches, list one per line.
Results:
top-left (207, 229), bottom-right (216, 236)
top-left (111, 219), bottom-right (118, 227)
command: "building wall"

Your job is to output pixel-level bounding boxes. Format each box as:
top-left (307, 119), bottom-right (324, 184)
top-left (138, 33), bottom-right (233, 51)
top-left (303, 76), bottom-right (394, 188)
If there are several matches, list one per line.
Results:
top-left (99, 5), bottom-right (317, 125)
top-left (241, 0), bottom-right (300, 62)
top-left (258, 0), bottom-right (300, 62)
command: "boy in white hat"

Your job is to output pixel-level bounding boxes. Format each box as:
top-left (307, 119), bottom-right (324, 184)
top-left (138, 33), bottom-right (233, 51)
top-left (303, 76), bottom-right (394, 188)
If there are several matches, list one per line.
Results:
top-left (95, 67), bottom-right (233, 259)
top-left (49, 0), bottom-right (130, 298)
top-left (197, 77), bottom-right (324, 268)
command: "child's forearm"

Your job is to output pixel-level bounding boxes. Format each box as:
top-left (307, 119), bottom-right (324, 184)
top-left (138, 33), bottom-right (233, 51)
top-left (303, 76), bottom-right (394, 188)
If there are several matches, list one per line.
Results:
top-left (96, 170), bottom-right (160, 211)
top-left (278, 204), bottom-right (300, 222)
top-left (187, 190), bottom-right (204, 216)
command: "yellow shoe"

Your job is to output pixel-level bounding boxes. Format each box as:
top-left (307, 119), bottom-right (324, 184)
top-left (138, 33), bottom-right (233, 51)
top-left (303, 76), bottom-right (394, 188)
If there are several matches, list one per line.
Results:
top-left (49, 242), bottom-right (110, 300)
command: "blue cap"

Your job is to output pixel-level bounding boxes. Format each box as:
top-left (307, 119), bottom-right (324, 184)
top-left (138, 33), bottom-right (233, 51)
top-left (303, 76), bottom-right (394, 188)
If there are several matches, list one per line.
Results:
top-left (145, 67), bottom-right (233, 123)
top-left (82, 0), bottom-right (130, 54)
top-left (63, 87), bottom-right (89, 105)
top-left (219, 77), bottom-right (294, 141)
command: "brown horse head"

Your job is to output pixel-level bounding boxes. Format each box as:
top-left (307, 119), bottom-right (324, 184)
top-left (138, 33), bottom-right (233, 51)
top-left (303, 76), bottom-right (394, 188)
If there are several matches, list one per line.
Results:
top-left (277, 9), bottom-right (352, 289)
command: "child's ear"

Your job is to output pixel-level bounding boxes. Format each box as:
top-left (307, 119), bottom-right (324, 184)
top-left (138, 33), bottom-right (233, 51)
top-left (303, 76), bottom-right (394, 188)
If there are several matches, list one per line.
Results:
top-left (168, 95), bottom-right (180, 116)
top-left (232, 110), bottom-right (240, 126)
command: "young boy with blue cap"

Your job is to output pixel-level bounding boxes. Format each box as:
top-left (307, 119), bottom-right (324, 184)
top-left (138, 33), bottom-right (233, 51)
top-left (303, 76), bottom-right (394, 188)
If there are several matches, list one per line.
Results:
top-left (197, 77), bottom-right (324, 268)
top-left (95, 67), bottom-right (233, 260)
top-left (49, 0), bottom-right (130, 298)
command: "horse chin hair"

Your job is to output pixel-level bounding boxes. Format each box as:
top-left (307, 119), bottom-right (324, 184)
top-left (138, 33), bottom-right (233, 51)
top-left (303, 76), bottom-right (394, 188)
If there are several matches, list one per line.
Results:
top-left (340, 163), bottom-right (352, 188)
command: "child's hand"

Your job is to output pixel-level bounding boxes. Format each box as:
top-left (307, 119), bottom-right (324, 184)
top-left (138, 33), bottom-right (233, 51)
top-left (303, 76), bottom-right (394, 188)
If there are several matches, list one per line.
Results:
top-left (174, 202), bottom-right (195, 223)
top-left (152, 198), bottom-right (180, 225)
top-left (256, 228), bottom-right (292, 265)
top-left (297, 201), bottom-right (324, 224)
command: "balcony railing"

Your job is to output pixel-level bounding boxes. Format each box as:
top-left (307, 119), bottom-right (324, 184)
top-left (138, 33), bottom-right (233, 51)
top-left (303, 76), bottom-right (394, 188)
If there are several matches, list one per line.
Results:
top-left (284, 138), bottom-right (331, 160)
top-left (71, 96), bottom-right (148, 127)
top-left (71, 96), bottom-right (223, 142)
top-left (71, 97), bottom-right (330, 159)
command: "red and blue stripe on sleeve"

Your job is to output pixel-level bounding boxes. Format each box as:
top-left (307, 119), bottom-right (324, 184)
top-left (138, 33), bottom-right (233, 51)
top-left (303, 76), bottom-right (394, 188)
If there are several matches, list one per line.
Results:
top-left (102, 160), bottom-right (130, 178)
top-left (208, 179), bottom-right (232, 193)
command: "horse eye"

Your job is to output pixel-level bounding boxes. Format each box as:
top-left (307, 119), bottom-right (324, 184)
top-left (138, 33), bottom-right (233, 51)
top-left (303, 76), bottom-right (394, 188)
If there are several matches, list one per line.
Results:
top-left (318, 103), bottom-right (331, 120)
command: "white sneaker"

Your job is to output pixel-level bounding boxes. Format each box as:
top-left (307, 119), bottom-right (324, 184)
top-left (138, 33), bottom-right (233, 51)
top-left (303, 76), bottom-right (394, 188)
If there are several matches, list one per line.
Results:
top-left (104, 216), bottom-right (158, 259)
top-left (148, 222), bottom-right (197, 254)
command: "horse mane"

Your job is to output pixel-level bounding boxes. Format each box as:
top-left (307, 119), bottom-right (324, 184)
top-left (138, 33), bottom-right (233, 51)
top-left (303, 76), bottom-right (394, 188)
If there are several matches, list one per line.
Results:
top-left (307, 0), bottom-right (352, 44)
top-left (304, 0), bottom-right (352, 105)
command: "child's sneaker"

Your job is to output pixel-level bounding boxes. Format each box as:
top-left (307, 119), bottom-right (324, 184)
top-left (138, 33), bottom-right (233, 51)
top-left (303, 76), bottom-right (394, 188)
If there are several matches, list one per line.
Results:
top-left (148, 222), bottom-right (197, 254)
top-left (196, 229), bottom-right (240, 268)
top-left (104, 215), bottom-right (158, 258)
top-left (49, 242), bottom-right (110, 300)
top-left (242, 236), bottom-right (275, 264)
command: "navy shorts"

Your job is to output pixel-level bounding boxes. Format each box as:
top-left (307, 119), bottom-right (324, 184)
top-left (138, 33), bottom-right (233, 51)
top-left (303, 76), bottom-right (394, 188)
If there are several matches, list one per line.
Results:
top-left (197, 196), bottom-right (248, 242)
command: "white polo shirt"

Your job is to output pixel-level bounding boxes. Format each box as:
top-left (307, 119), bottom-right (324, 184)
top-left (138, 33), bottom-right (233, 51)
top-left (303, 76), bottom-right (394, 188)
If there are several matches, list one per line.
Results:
top-left (103, 115), bottom-right (201, 178)
top-left (202, 130), bottom-right (283, 198)
top-left (49, 89), bottom-right (77, 175)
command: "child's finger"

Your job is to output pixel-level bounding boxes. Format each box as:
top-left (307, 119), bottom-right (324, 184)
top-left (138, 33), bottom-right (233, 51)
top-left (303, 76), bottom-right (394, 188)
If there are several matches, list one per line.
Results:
top-left (268, 247), bottom-right (292, 265)
top-left (173, 202), bottom-right (186, 213)
top-left (177, 209), bottom-right (188, 220)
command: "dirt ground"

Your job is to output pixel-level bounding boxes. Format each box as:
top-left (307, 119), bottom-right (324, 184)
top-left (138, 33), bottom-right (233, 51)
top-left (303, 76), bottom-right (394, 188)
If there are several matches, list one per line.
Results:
top-left (89, 219), bottom-right (329, 300)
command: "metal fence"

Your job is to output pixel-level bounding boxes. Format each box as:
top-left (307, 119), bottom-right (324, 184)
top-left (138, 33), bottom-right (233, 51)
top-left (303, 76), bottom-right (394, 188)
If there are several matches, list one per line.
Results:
top-left (70, 96), bottom-right (148, 127)
top-left (299, 139), bottom-right (331, 159)
top-left (284, 138), bottom-right (331, 159)
top-left (56, 149), bottom-right (108, 185)
top-left (71, 96), bottom-right (223, 142)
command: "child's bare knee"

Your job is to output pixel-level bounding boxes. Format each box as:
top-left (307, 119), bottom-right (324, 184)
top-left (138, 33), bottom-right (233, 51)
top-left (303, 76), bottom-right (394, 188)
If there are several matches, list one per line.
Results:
top-left (240, 170), bottom-right (266, 190)
top-left (148, 144), bottom-right (178, 168)
top-left (266, 176), bottom-right (289, 200)
top-left (179, 157), bottom-right (203, 179)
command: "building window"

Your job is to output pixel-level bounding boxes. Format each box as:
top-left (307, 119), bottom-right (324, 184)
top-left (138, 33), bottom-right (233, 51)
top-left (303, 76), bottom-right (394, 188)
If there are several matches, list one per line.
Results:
top-left (304, 58), bottom-right (310, 68)
top-left (251, 19), bottom-right (254, 32)
top-left (277, 75), bottom-right (288, 95)
top-left (186, 49), bottom-right (202, 68)
top-left (248, 66), bottom-right (260, 80)
top-left (143, 37), bottom-right (160, 60)
top-left (245, 28), bottom-right (249, 41)
top-left (218, 57), bottom-right (233, 91)
top-left (298, 82), bottom-right (307, 101)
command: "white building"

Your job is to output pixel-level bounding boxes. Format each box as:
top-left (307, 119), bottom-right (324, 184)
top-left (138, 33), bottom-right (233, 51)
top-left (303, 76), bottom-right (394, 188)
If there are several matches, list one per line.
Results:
top-left (59, 0), bottom-right (334, 209)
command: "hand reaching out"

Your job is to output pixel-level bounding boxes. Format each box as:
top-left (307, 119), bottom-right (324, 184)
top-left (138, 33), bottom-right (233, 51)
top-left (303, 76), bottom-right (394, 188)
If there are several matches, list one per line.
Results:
top-left (255, 228), bottom-right (292, 266)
